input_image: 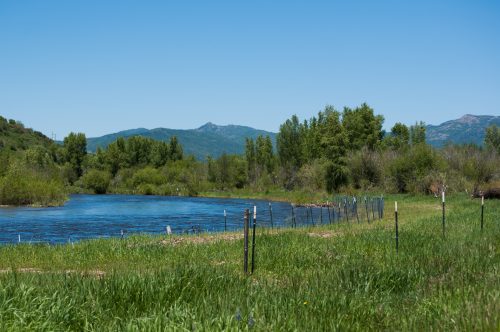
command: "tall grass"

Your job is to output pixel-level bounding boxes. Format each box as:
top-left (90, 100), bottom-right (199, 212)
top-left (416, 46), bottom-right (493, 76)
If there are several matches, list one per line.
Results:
top-left (0, 194), bottom-right (498, 330)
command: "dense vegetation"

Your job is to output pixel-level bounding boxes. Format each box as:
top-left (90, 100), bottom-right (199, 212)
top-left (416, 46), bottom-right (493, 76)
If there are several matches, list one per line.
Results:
top-left (0, 194), bottom-right (498, 330)
top-left (0, 116), bottom-right (66, 206)
top-left (1, 107), bottom-right (499, 206)
top-left (71, 105), bottom-right (499, 200)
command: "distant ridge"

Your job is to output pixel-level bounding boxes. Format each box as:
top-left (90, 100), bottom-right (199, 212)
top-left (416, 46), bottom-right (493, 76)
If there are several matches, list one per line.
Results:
top-left (86, 123), bottom-right (277, 159)
top-left (85, 114), bottom-right (500, 157)
top-left (426, 114), bottom-right (500, 147)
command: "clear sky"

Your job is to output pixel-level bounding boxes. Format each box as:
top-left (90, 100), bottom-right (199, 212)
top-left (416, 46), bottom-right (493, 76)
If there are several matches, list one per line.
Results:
top-left (1, 0), bottom-right (499, 139)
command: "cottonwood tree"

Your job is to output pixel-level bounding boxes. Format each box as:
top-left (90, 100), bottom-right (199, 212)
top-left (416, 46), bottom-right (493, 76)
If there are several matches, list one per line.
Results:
top-left (342, 103), bottom-right (384, 151)
top-left (484, 124), bottom-right (500, 154)
top-left (63, 132), bottom-right (87, 178)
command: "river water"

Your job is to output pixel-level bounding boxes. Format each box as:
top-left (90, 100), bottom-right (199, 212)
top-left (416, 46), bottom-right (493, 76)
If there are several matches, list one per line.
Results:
top-left (0, 194), bottom-right (309, 244)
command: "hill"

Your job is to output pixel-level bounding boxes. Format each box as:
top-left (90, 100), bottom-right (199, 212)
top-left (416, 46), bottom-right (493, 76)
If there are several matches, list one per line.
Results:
top-left (426, 114), bottom-right (500, 147)
top-left (0, 115), bottom-right (53, 151)
top-left (86, 123), bottom-right (277, 159)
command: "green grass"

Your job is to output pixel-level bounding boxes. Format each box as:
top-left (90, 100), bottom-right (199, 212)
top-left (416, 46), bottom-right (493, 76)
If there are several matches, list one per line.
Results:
top-left (0, 194), bottom-right (498, 331)
top-left (199, 187), bottom-right (333, 204)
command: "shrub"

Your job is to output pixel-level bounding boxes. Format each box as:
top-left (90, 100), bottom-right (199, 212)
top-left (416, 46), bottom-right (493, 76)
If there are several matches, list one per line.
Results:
top-left (348, 148), bottom-right (382, 190)
top-left (325, 161), bottom-right (349, 194)
top-left (388, 144), bottom-right (445, 193)
top-left (80, 169), bottom-right (112, 194)
top-left (0, 164), bottom-right (66, 206)
top-left (132, 167), bottom-right (165, 187)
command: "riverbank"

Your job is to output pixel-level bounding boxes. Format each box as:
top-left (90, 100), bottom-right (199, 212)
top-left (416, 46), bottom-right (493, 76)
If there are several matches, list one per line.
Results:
top-left (0, 195), bottom-right (498, 330)
top-left (198, 188), bottom-right (331, 204)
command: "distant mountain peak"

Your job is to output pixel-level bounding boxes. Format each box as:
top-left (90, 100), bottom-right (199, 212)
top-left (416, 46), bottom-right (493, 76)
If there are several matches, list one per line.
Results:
top-left (426, 114), bottom-right (500, 147)
top-left (197, 122), bottom-right (220, 132)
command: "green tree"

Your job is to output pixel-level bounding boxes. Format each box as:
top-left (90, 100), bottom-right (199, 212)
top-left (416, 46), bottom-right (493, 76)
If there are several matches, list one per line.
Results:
top-left (255, 135), bottom-right (274, 176)
top-left (325, 161), bottom-right (349, 193)
top-left (126, 136), bottom-right (153, 166)
top-left (63, 132), bottom-right (87, 178)
top-left (410, 121), bottom-right (426, 145)
top-left (169, 136), bottom-right (183, 161)
top-left (342, 103), bottom-right (384, 150)
top-left (319, 109), bottom-right (348, 162)
top-left (151, 141), bottom-right (170, 167)
top-left (245, 138), bottom-right (256, 182)
top-left (217, 152), bottom-right (231, 189)
top-left (484, 124), bottom-right (500, 154)
top-left (105, 137), bottom-right (129, 175)
top-left (277, 115), bottom-right (303, 169)
top-left (387, 122), bottom-right (410, 150)
top-left (263, 135), bottom-right (275, 174)
top-left (81, 169), bottom-right (112, 194)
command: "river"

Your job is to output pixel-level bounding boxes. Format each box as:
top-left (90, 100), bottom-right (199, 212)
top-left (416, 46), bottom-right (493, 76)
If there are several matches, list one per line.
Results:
top-left (0, 194), bottom-right (310, 244)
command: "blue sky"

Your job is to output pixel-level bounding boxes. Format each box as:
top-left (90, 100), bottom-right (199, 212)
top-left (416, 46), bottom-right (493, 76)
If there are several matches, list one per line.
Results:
top-left (1, 0), bottom-right (499, 138)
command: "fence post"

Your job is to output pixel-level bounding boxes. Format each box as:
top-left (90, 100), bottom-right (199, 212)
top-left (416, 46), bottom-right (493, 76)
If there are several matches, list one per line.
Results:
top-left (244, 209), bottom-right (249, 274)
top-left (327, 204), bottom-right (332, 224)
top-left (320, 206), bottom-right (323, 224)
top-left (481, 195), bottom-right (484, 231)
top-left (381, 195), bottom-right (384, 219)
top-left (251, 206), bottom-right (257, 274)
top-left (310, 206), bottom-right (314, 225)
top-left (365, 197), bottom-right (370, 223)
top-left (355, 197), bottom-right (360, 223)
top-left (442, 192), bottom-right (446, 238)
top-left (269, 202), bottom-right (273, 229)
top-left (395, 201), bottom-right (399, 252)
top-left (338, 202), bottom-right (341, 223)
top-left (371, 198), bottom-right (375, 221)
top-left (224, 209), bottom-right (227, 232)
top-left (345, 199), bottom-right (349, 222)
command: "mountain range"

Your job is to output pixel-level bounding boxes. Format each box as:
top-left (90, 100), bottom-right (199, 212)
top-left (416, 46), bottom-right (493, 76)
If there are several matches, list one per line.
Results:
top-left (86, 122), bottom-right (277, 160)
top-left (425, 114), bottom-right (500, 147)
top-left (85, 114), bottom-right (499, 158)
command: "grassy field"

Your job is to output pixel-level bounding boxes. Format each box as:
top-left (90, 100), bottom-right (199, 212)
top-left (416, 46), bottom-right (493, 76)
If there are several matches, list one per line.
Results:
top-left (0, 194), bottom-right (498, 331)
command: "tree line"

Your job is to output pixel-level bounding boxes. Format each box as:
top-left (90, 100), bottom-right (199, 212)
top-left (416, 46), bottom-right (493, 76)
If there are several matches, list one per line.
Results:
top-left (0, 108), bottom-right (499, 205)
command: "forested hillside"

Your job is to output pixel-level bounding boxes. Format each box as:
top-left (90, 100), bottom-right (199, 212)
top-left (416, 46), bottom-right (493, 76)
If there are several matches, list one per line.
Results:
top-left (0, 116), bottom-right (52, 151)
top-left (0, 116), bottom-right (66, 206)
top-left (86, 123), bottom-right (277, 159)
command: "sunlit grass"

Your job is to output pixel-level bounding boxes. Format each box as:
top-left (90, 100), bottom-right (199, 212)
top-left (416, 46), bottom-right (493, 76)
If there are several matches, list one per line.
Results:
top-left (0, 194), bottom-right (498, 330)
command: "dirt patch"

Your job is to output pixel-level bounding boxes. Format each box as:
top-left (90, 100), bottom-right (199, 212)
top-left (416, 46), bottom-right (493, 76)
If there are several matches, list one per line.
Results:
top-left (307, 231), bottom-right (341, 238)
top-left (159, 233), bottom-right (243, 246)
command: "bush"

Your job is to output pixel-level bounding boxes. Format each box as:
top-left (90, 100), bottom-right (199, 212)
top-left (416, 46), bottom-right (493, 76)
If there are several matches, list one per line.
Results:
top-left (80, 169), bottom-right (112, 194)
top-left (297, 159), bottom-right (326, 192)
top-left (348, 148), bottom-right (382, 190)
top-left (132, 167), bottom-right (165, 187)
top-left (325, 161), bottom-right (349, 194)
top-left (388, 144), bottom-right (445, 193)
top-left (0, 164), bottom-right (66, 206)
